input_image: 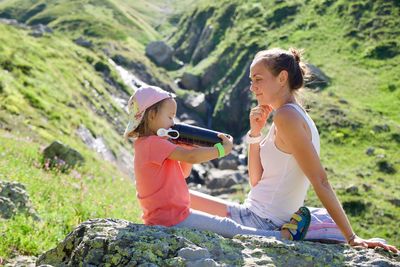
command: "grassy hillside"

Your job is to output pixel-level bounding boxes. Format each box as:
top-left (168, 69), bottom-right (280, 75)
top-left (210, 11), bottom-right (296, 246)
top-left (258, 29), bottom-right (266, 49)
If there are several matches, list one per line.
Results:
top-left (168, 0), bottom-right (400, 246)
top-left (0, 0), bottom-right (398, 261)
top-left (0, 21), bottom-right (144, 259)
top-left (0, 0), bottom-right (194, 260)
top-left (0, 0), bottom-right (187, 89)
top-left (0, 129), bottom-right (141, 258)
top-left (168, 0), bottom-right (399, 130)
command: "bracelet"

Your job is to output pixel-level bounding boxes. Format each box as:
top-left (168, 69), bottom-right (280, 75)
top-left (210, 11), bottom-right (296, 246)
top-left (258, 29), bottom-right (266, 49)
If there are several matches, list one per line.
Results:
top-left (347, 233), bottom-right (356, 244)
top-left (214, 143), bottom-right (225, 158)
top-left (245, 131), bottom-right (264, 144)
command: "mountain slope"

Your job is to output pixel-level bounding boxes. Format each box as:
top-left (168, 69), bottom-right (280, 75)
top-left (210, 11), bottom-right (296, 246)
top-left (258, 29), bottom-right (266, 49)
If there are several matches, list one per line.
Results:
top-left (0, 0), bottom-right (195, 260)
top-left (0, 22), bottom-right (145, 259)
top-left (166, 0), bottom-right (400, 246)
top-left (168, 0), bottom-right (399, 134)
top-left (0, 0), bottom-right (398, 259)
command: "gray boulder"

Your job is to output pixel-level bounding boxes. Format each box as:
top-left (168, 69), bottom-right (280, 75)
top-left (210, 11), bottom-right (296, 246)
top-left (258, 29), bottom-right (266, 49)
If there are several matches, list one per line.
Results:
top-left (218, 153), bottom-right (240, 170)
top-left (182, 92), bottom-right (210, 118)
top-left (305, 63), bottom-right (330, 90)
top-left (205, 169), bottom-right (243, 190)
top-left (29, 24), bottom-right (53, 37)
top-left (3, 255), bottom-right (38, 267)
top-left (145, 41), bottom-right (174, 67)
top-left (187, 163), bottom-right (208, 185)
top-left (42, 141), bottom-right (84, 172)
top-left (74, 36), bottom-right (93, 48)
top-left (0, 180), bottom-right (39, 220)
top-left (37, 218), bottom-right (243, 266)
top-left (0, 196), bottom-right (16, 219)
top-left (36, 218), bottom-right (400, 266)
top-left (181, 72), bottom-right (201, 90)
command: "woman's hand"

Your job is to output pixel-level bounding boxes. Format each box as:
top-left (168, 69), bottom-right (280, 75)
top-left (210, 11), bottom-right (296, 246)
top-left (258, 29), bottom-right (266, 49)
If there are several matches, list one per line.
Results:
top-left (218, 133), bottom-right (233, 156)
top-left (249, 105), bottom-right (273, 136)
top-left (349, 235), bottom-right (399, 254)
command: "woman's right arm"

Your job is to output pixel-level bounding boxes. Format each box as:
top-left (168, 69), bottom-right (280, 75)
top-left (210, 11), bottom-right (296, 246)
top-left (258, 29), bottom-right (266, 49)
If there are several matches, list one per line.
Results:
top-left (248, 142), bottom-right (263, 187)
top-left (248, 105), bottom-right (272, 187)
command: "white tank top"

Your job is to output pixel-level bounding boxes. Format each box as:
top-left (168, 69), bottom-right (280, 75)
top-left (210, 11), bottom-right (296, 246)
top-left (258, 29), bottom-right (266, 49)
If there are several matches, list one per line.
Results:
top-left (245, 103), bottom-right (320, 226)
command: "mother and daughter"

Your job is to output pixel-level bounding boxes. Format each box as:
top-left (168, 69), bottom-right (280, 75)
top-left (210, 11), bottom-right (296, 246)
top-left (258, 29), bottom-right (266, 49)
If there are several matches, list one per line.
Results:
top-left (123, 47), bottom-right (398, 252)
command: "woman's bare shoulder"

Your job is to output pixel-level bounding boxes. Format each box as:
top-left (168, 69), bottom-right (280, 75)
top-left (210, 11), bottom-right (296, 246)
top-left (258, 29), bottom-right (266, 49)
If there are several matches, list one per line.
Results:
top-left (273, 105), bottom-right (303, 126)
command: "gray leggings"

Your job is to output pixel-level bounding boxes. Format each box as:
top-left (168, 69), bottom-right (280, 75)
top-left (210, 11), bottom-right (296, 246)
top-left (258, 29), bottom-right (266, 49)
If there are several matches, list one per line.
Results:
top-left (174, 209), bottom-right (281, 239)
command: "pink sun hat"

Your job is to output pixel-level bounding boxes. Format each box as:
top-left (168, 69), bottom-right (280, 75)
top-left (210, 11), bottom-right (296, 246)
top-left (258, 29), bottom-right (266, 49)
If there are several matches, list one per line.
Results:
top-left (124, 85), bottom-right (175, 140)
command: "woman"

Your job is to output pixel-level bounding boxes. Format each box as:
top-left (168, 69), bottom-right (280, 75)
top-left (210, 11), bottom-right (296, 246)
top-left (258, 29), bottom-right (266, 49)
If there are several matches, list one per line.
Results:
top-left (189, 47), bottom-right (398, 252)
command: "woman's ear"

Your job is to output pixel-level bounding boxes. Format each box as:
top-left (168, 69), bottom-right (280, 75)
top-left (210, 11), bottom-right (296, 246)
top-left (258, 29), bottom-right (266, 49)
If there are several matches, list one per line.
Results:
top-left (278, 70), bottom-right (289, 85)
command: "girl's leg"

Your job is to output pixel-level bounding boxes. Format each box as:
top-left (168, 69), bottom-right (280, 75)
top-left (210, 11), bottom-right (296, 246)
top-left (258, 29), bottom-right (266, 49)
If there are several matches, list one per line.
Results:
top-left (189, 189), bottom-right (233, 217)
top-left (174, 209), bottom-right (281, 239)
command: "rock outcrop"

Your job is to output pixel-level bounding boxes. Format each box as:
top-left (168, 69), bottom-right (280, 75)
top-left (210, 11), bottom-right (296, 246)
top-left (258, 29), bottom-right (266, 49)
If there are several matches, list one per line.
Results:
top-left (37, 218), bottom-right (399, 266)
top-left (42, 141), bottom-right (84, 172)
top-left (145, 41), bottom-right (174, 67)
top-left (0, 180), bottom-right (39, 220)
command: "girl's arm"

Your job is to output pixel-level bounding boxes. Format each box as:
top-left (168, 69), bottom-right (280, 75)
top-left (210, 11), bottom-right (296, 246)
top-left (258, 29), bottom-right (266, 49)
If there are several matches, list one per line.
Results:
top-left (274, 107), bottom-right (398, 253)
top-left (168, 134), bottom-right (233, 164)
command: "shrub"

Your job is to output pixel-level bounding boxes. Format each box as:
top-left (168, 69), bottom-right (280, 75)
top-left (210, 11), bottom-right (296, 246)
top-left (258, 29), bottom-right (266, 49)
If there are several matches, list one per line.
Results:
top-left (365, 41), bottom-right (399, 59)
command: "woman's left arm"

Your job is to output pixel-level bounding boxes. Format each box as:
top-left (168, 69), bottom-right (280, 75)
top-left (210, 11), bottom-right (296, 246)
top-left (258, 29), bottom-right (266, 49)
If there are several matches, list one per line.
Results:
top-left (274, 108), bottom-right (398, 253)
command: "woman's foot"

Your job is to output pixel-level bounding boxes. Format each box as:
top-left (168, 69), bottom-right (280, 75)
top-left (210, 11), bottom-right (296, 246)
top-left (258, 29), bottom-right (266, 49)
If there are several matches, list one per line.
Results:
top-left (280, 206), bottom-right (311, 241)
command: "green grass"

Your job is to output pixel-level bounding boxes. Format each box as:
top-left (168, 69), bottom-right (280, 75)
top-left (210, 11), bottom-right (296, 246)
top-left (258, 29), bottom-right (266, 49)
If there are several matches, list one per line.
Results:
top-left (0, 1), bottom-right (197, 258)
top-left (0, 20), bottom-right (141, 260)
top-left (0, 0), bottom-right (399, 259)
top-left (0, 131), bottom-right (141, 259)
top-left (0, 23), bottom-right (130, 154)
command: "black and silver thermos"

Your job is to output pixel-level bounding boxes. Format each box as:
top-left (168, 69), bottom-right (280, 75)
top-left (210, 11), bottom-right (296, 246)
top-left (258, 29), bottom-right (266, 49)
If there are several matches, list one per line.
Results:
top-left (170, 123), bottom-right (224, 147)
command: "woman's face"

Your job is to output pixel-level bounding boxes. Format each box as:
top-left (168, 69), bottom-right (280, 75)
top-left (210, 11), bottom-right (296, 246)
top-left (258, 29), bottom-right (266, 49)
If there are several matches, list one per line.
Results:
top-left (249, 61), bottom-right (282, 105)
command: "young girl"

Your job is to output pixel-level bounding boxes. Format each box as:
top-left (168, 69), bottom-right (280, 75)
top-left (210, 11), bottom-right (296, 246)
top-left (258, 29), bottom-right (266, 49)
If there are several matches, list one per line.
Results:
top-left (188, 48), bottom-right (398, 253)
top-left (124, 85), bottom-right (311, 240)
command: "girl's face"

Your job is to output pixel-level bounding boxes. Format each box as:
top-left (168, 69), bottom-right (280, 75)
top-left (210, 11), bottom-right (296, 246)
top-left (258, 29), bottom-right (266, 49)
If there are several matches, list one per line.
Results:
top-left (149, 98), bottom-right (177, 134)
top-left (249, 61), bottom-right (284, 105)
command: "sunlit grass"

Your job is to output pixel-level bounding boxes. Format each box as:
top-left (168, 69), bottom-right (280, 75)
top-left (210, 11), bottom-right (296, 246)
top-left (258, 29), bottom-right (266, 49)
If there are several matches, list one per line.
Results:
top-left (0, 131), bottom-right (141, 259)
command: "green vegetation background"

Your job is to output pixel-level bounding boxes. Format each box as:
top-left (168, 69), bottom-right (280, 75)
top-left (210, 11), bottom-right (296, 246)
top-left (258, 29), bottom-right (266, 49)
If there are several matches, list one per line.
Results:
top-left (0, 0), bottom-right (398, 260)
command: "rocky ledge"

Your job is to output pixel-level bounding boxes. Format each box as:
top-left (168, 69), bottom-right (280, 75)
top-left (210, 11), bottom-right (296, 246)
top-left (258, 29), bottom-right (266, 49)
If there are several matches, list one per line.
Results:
top-left (36, 218), bottom-right (399, 267)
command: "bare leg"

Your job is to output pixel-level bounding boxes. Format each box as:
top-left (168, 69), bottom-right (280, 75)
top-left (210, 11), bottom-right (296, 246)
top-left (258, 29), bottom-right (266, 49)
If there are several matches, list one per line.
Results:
top-left (189, 189), bottom-right (233, 217)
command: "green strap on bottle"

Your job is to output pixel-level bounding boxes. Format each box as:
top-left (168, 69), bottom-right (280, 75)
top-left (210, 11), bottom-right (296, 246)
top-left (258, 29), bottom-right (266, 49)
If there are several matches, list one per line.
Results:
top-left (214, 143), bottom-right (225, 158)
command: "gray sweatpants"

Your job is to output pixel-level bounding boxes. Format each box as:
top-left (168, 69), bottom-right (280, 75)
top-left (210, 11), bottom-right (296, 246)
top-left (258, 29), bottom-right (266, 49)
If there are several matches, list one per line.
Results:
top-left (174, 209), bottom-right (281, 239)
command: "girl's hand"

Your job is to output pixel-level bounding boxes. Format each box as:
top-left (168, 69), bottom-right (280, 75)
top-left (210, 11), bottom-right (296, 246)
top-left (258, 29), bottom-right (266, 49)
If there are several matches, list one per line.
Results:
top-left (349, 235), bottom-right (399, 254)
top-left (249, 105), bottom-right (273, 136)
top-left (218, 133), bottom-right (233, 156)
